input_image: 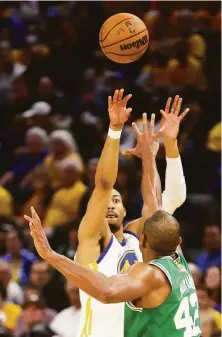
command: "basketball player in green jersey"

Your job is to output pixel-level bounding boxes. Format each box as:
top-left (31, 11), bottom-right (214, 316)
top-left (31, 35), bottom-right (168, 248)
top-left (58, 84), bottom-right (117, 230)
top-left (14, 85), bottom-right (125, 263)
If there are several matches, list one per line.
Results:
top-left (25, 110), bottom-right (201, 337)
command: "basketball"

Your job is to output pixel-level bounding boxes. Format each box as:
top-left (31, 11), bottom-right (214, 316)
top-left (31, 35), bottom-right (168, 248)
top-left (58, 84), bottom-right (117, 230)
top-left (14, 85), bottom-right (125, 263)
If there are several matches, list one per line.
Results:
top-left (99, 13), bottom-right (149, 64)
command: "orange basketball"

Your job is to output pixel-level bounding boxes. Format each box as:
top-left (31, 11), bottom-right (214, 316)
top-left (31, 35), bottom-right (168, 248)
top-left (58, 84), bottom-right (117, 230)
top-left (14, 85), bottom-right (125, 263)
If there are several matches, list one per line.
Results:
top-left (99, 13), bottom-right (149, 64)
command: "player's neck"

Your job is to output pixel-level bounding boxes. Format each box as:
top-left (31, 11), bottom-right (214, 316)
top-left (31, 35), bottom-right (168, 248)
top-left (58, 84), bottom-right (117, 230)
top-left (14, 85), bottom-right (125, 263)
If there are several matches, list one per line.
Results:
top-left (114, 227), bottom-right (124, 243)
top-left (142, 250), bottom-right (159, 263)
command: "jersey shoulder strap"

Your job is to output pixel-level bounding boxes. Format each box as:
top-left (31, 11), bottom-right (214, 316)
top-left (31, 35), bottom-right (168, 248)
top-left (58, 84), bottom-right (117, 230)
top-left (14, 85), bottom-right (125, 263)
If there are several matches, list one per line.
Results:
top-left (149, 256), bottom-right (173, 287)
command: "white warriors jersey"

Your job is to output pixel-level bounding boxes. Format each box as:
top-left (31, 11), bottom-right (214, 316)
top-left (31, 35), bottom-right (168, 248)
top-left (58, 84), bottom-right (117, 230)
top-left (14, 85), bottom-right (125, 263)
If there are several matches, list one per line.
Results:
top-left (77, 231), bottom-right (142, 337)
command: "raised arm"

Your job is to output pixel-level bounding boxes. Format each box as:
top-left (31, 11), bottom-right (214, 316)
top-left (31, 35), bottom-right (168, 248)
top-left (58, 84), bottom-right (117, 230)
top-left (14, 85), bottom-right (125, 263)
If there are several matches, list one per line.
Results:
top-left (140, 114), bottom-right (162, 217)
top-left (25, 207), bottom-right (159, 304)
top-left (77, 89), bottom-right (132, 264)
top-left (160, 96), bottom-right (189, 215)
top-left (124, 114), bottom-right (163, 237)
top-left (124, 96), bottom-right (189, 237)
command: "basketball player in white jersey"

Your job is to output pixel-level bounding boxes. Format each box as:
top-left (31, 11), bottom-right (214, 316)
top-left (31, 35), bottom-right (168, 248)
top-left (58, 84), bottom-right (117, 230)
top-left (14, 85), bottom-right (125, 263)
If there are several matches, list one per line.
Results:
top-left (25, 91), bottom-right (189, 337)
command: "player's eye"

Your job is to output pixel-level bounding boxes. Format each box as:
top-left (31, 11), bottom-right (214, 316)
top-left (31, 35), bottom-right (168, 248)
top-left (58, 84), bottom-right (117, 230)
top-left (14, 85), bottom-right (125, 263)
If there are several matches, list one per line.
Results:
top-left (114, 198), bottom-right (120, 203)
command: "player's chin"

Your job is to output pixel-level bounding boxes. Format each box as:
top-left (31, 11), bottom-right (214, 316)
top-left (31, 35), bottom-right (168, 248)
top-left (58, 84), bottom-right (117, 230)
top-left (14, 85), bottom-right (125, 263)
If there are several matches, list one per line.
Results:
top-left (107, 217), bottom-right (118, 225)
top-left (107, 218), bottom-right (120, 232)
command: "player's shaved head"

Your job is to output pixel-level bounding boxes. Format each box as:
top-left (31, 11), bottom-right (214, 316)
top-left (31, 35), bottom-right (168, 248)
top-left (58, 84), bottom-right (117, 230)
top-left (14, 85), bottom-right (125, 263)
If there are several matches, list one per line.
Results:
top-left (143, 210), bottom-right (180, 256)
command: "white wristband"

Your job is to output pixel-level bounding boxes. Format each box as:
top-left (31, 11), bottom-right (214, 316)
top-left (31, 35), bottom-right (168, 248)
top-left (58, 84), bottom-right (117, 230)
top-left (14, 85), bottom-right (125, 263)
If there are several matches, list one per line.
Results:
top-left (108, 128), bottom-right (122, 139)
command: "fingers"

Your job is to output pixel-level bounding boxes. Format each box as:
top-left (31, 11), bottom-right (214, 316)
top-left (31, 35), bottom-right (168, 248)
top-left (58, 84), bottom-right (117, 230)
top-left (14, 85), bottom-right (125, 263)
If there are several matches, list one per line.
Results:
top-left (118, 88), bottom-right (124, 101)
top-left (154, 125), bottom-right (165, 139)
top-left (149, 114), bottom-right (155, 135)
top-left (29, 222), bottom-right (35, 237)
top-left (126, 107), bottom-right (132, 116)
top-left (113, 90), bottom-right (119, 104)
top-left (31, 207), bottom-right (41, 228)
top-left (122, 148), bottom-right (135, 156)
top-left (170, 95), bottom-right (179, 114)
top-left (174, 98), bottom-right (182, 116)
top-left (178, 108), bottom-right (190, 121)
top-left (132, 122), bottom-right (142, 137)
top-left (160, 110), bottom-right (167, 119)
top-left (122, 93), bottom-right (132, 105)
top-left (108, 96), bottom-right (112, 109)
top-left (164, 97), bottom-right (172, 114)
top-left (142, 113), bottom-right (148, 134)
top-left (24, 215), bottom-right (33, 224)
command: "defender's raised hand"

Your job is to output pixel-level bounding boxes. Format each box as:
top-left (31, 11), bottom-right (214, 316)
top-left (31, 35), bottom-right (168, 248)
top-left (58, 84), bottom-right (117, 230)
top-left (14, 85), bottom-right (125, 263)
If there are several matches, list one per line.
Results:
top-left (24, 207), bottom-right (53, 260)
top-left (160, 95), bottom-right (189, 140)
top-left (108, 89), bottom-right (132, 130)
top-left (123, 113), bottom-right (164, 158)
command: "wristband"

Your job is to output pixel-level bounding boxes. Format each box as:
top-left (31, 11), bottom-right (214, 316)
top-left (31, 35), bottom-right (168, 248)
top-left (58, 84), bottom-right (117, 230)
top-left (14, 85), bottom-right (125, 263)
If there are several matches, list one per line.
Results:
top-left (108, 128), bottom-right (122, 139)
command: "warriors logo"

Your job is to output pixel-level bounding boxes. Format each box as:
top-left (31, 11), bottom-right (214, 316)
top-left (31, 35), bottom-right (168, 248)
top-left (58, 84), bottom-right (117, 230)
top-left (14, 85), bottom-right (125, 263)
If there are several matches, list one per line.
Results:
top-left (117, 250), bottom-right (138, 274)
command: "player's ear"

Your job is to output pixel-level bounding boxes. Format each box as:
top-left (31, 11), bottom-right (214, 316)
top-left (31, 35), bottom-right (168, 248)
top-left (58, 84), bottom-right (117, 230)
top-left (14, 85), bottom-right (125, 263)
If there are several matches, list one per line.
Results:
top-left (140, 233), bottom-right (147, 249)
top-left (123, 207), bottom-right (126, 218)
top-left (179, 237), bottom-right (182, 246)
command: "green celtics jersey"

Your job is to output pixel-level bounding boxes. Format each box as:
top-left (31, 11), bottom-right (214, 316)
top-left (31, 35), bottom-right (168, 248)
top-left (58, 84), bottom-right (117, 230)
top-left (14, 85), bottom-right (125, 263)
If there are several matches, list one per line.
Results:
top-left (124, 252), bottom-right (201, 337)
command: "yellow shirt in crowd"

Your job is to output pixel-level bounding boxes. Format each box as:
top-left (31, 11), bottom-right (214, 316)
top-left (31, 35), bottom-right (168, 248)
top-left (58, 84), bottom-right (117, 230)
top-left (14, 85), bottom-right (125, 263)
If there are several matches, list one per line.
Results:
top-left (44, 180), bottom-right (87, 227)
top-left (44, 152), bottom-right (84, 189)
top-left (0, 187), bottom-right (13, 217)
top-left (2, 302), bottom-right (22, 330)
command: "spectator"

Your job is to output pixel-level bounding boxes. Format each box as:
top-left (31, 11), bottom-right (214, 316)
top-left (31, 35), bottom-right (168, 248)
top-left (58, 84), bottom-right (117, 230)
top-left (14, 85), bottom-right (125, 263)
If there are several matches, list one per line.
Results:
top-left (0, 281), bottom-right (21, 332)
top-left (44, 158), bottom-right (87, 228)
top-left (0, 223), bottom-right (15, 256)
top-left (197, 286), bottom-right (221, 332)
top-left (78, 157), bottom-right (98, 219)
top-left (14, 293), bottom-right (55, 337)
top-left (204, 265), bottom-right (221, 312)
top-left (57, 222), bottom-right (79, 260)
top-left (0, 77), bottom-right (32, 131)
top-left (19, 168), bottom-right (52, 225)
top-left (0, 261), bottom-right (23, 305)
top-left (0, 127), bottom-right (48, 190)
top-left (20, 102), bottom-right (52, 132)
top-left (50, 280), bottom-right (81, 337)
top-left (168, 40), bottom-right (207, 91)
top-left (35, 77), bottom-right (67, 116)
top-left (2, 231), bottom-right (37, 284)
top-left (29, 261), bottom-right (68, 312)
top-left (0, 188), bottom-right (13, 218)
top-left (43, 130), bottom-right (84, 190)
top-left (195, 225), bottom-right (221, 272)
top-left (188, 263), bottom-right (202, 287)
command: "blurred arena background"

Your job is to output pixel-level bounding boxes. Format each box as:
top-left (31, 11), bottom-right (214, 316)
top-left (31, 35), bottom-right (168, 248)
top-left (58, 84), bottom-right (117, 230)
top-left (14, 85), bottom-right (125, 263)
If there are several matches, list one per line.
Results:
top-left (0, 1), bottom-right (220, 337)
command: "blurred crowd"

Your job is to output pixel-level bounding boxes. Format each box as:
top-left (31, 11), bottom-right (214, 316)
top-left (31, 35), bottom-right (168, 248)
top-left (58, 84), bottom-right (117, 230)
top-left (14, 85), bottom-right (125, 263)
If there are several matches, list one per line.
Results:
top-left (0, 1), bottom-right (220, 337)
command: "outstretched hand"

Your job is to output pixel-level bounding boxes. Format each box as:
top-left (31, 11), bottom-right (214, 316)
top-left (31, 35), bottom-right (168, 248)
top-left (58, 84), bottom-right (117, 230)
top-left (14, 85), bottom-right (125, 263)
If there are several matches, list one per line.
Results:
top-left (108, 89), bottom-right (132, 130)
top-left (160, 95), bottom-right (190, 140)
top-left (123, 113), bottom-right (165, 158)
top-left (24, 207), bottom-right (53, 260)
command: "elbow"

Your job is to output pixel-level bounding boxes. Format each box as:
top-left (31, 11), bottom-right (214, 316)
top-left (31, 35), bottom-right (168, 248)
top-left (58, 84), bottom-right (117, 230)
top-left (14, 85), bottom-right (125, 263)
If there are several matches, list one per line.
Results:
top-left (95, 177), bottom-right (112, 191)
top-left (99, 287), bottom-right (116, 304)
top-left (170, 192), bottom-right (187, 211)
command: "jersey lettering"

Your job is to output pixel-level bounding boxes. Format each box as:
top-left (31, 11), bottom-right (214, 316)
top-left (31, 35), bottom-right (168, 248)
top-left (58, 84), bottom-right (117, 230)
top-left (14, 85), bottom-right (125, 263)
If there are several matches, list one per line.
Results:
top-left (174, 293), bottom-right (201, 337)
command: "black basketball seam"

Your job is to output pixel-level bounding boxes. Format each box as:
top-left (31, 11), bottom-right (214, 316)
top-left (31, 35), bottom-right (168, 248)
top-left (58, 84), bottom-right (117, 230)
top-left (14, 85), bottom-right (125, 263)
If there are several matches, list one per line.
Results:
top-left (105, 46), bottom-right (147, 56)
top-left (101, 28), bottom-right (148, 49)
top-left (99, 17), bottom-right (137, 43)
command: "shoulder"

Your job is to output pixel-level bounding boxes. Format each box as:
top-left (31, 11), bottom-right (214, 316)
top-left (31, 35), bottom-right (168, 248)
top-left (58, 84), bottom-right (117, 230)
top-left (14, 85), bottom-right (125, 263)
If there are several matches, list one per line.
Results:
top-left (129, 262), bottom-right (168, 289)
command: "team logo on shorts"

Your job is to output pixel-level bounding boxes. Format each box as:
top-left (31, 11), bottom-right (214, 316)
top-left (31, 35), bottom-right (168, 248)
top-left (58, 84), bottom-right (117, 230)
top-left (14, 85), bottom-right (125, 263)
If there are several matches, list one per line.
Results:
top-left (117, 250), bottom-right (138, 274)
